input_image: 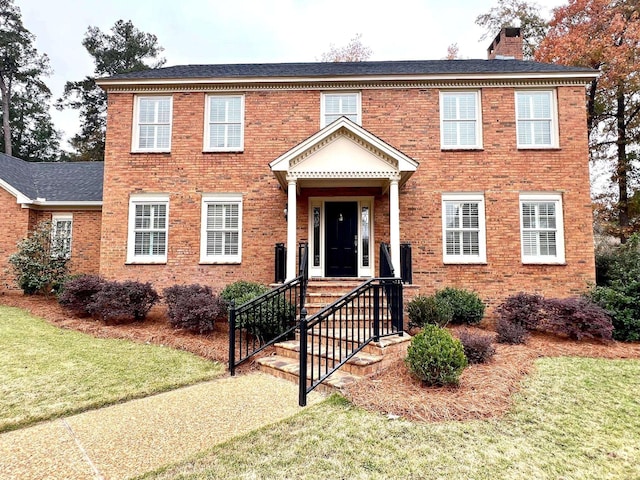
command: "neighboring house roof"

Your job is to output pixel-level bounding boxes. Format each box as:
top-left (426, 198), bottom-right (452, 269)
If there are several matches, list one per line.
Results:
top-left (100, 59), bottom-right (596, 82)
top-left (0, 153), bottom-right (103, 205)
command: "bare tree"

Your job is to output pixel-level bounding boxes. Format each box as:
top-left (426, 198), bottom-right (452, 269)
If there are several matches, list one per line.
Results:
top-left (319, 33), bottom-right (372, 62)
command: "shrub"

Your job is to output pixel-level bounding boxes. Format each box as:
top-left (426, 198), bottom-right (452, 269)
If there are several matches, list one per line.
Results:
top-left (405, 325), bottom-right (468, 386)
top-left (434, 287), bottom-right (485, 325)
top-left (496, 317), bottom-right (528, 344)
top-left (58, 274), bottom-right (105, 317)
top-left (220, 281), bottom-right (270, 309)
top-left (90, 280), bottom-right (159, 322)
top-left (495, 292), bottom-right (544, 331)
top-left (407, 294), bottom-right (453, 329)
top-left (590, 285), bottom-right (640, 342)
top-left (543, 297), bottom-right (613, 342)
top-left (8, 220), bottom-right (69, 295)
top-left (458, 330), bottom-right (496, 364)
top-left (163, 284), bottom-right (224, 333)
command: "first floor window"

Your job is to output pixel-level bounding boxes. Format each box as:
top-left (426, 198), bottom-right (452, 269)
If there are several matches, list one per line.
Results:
top-left (204, 95), bottom-right (244, 151)
top-left (127, 195), bottom-right (169, 263)
top-left (200, 194), bottom-right (242, 263)
top-left (520, 193), bottom-right (565, 263)
top-left (442, 193), bottom-right (486, 263)
top-left (51, 213), bottom-right (73, 259)
top-left (132, 96), bottom-right (172, 152)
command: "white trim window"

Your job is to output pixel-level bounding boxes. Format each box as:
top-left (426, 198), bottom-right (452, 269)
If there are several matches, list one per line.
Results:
top-left (515, 90), bottom-right (558, 148)
top-left (442, 193), bottom-right (487, 264)
top-left (321, 92), bottom-right (361, 127)
top-left (132, 96), bottom-right (172, 152)
top-left (127, 194), bottom-right (169, 263)
top-left (440, 91), bottom-right (482, 149)
top-left (204, 95), bottom-right (244, 151)
top-left (200, 194), bottom-right (242, 263)
top-left (520, 193), bottom-right (565, 264)
top-left (51, 213), bottom-right (73, 259)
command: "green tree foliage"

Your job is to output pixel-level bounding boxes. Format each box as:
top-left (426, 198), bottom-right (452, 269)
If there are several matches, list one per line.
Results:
top-left (0, 0), bottom-right (58, 160)
top-left (475, 0), bottom-right (549, 59)
top-left (58, 19), bottom-right (165, 161)
top-left (8, 220), bottom-right (69, 295)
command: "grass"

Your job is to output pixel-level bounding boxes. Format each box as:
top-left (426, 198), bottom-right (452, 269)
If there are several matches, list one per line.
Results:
top-left (0, 305), bottom-right (224, 432)
top-left (141, 357), bottom-right (640, 480)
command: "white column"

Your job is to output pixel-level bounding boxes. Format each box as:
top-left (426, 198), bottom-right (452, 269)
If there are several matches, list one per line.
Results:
top-left (389, 177), bottom-right (401, 277)
top-left (286, 177), bottom-right (297, 281)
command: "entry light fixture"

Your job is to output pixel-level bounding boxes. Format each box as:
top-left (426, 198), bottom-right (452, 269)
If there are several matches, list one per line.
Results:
top-left (338, 213), bottom-right (344, 222)
top-left (284, 206), bottom-right (288, 220)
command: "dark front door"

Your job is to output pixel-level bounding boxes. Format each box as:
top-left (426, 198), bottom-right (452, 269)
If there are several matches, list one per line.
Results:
top-left (325, 201), bottom-right (358, 277)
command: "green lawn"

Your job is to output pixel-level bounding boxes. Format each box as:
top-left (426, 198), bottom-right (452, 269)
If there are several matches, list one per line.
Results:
top-left (0, 305), bottom-right (224, 432)
top-left (142, 357), bottom-right (640, 480)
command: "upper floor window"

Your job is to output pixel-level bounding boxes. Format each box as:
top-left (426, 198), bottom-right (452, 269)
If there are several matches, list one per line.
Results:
top-left (520, 193), bottom-right (565, 264)
top-left (200, 194), bottom-right (242, 263)
top-left (441, 193), bottom-right (486, 264)
top-left (440, 91), bottom-right (482, 149)
top-left (127, 194), bottom-right (169, 263)
top-left (132, 96), bottom-right (172, 152)
top-left (321, 92), bottom-right (361, 127)
top-left (204, 95), bottom-right (244, 152)
top-left (51, 213), bottom-right (73, 259)
top-left (515, 91), bottom-right (557, 148)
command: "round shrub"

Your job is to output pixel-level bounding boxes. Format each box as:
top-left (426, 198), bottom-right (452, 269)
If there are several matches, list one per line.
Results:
top-left (163, 284), bottom-right (224, 334)
top-left (435, 287), bottom-right (485, 325)
top-left (496, 317), bottom-right (528, 344)
top-left (405, 325), bottom-right (468, 386)
top-left (458, 329), bottom-right (496, 364)
top-left (58, 274), bottom-right (105, 317)
top-left (220, 280), bottom-right (270, 309)
top-left (90, 280), bottom-right (159, 322)
top-left (407, 294), bottom-right (453, 328)
top-left (495, 292), bottom-right (544, 331)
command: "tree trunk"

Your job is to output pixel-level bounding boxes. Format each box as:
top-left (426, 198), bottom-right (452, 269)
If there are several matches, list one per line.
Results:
top-left (616, 83), bottom-right (629, 243)
top-left (0, 76), bottom-right (12, 156)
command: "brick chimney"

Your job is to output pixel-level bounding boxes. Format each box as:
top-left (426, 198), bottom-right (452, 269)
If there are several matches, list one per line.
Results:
top-left (487, 27), bottom-right (523, 60)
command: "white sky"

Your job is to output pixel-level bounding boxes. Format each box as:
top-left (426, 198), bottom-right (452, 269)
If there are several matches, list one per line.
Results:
top-left (19, 0), bottom-right (567, 145)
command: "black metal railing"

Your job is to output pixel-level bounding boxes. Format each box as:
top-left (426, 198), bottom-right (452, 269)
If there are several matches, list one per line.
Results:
top-left (229, 242), bottom-right (309, 375)
top-left (400, 242), bottom-right (412, 284)
top-left (298, 277), bottom-right (403, 406)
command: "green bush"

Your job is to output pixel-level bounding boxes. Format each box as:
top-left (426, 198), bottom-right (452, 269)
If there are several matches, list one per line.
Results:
top-left (8, 221), bottom-right (69, 295)
top-left (405, 325), bottom-right (468, 386)
top-left (589, 236), bottom-right (640, 342)
top-left (435, 287), bottom-right (485, 325)
top-left (220, 280), bottom-right (270, 309)
top-left (222, 280), bottom-right (295, 342)
top-left (407, 294), bottom-right (453, 328)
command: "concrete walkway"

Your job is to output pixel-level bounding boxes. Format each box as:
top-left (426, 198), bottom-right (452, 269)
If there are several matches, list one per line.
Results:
top-left (0, 373), bottom-right (324, 480)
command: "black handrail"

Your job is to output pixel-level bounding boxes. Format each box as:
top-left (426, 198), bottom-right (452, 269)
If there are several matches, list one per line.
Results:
top-left (298, 277), bottom-right (403, 406)
top-left (379, 242), bottom-right (395, 277)
top-left (229, 242), bottom-right (309, 375)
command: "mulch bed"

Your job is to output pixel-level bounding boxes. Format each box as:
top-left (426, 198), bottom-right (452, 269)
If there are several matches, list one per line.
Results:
top-left (3, 291), bottom-right (639, 423)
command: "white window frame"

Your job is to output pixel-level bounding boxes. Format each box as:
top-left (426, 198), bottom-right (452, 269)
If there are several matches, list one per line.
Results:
top-left (51, 213), bottom-right (73, 259)
top-left (441, 193), bottom-right (487, 264)
top-left (200, 194), bottom-right (243, 264)
top-left (519, 193), bottom-right (565, 264)
top-left (439, 90), bottom-right (483, 149)
top-left (131, 95), bottom-right (173, 153)
top-left (515, 90), bottom-right (558, 149)
top-left (321, 92), bottom-right (362, 128)
top-left (126, 194), bottom-right (169, 264)
top-left (203, 94), bottom-right (245, 152)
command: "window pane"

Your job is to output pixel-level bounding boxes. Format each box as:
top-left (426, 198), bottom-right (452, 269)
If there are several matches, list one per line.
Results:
top-left (446, 231), bottom-right (460, 255)
top-left (458, 94), bottom-right (476, 120)
top-left (458, 122), bottom-right (476, 146)
top-left (461, 203), bottom-right (479, 229)
top-left (442, 95), bottom-right (457, 120)
top-left (462, 231), bottom-right (479, 255)
top-left (446, 203), bottom-right (459, 228)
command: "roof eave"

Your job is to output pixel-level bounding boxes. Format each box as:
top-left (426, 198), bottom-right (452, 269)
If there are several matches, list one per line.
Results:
top-left (96, 70), bottom-right (598, 89)
top-left (0, 178), bottom-right (32, 204)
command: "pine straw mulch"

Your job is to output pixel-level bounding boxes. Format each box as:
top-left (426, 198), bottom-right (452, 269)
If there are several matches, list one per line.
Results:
top-left (2, 291), bottom-right (640, 423)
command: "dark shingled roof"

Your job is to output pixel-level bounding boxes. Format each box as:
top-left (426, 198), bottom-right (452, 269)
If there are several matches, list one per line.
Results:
top-left (102, 59), bottom-right (596, 81)
top-left (0, 153), bottom-right (103, 202)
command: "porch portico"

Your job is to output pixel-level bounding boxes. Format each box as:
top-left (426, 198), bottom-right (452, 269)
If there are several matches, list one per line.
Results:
top-left (270, 117), bottom-right (418, 281)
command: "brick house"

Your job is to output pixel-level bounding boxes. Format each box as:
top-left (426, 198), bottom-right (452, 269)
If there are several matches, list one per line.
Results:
top-left (1, 28), bottom-right (598, 312)
top-left (0, 154), bottom-right (103, 289)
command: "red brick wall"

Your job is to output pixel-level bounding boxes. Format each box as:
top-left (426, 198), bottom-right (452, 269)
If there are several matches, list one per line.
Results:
top-left (0, 188), bottom-right (30, 290)
top-left (101, 85), bottom-right (594, 310)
